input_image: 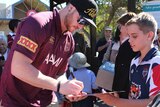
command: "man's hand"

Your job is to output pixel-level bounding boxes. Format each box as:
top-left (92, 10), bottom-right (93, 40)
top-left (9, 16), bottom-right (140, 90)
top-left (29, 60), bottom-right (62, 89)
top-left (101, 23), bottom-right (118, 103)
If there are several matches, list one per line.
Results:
top-left (59, 79), bottom-right (84, 95)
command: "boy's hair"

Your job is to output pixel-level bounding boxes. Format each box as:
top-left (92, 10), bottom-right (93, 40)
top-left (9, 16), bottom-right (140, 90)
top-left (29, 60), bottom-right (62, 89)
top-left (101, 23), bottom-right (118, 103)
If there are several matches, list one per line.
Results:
top-left (126, 12), bottom-right (157, 40)
top-left (8, 19), bottom-right (21, 32)
top-left (117, 12), bottom-right (136, 25)
top-left (113, 26), bottom-right (120, 43)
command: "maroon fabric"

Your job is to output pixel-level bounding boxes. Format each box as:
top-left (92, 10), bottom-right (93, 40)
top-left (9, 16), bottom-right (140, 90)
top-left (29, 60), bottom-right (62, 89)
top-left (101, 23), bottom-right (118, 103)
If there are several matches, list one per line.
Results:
top-left (0, 9), bottom-right (74, 107)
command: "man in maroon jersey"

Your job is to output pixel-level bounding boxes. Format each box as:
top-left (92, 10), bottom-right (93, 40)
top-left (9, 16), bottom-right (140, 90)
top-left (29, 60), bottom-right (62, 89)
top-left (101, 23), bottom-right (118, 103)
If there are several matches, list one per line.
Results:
top-left (0, 0), bottom-right (98, 106)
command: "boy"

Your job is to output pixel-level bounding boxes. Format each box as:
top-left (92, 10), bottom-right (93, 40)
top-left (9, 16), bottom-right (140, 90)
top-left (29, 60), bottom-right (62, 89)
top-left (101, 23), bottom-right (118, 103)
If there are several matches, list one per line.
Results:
top-left (68, 52), bottom-right (98, 107)
top-left (95, 12), bottom-right (160, 107)
top-left (112, 12), bottom-right (137, 98)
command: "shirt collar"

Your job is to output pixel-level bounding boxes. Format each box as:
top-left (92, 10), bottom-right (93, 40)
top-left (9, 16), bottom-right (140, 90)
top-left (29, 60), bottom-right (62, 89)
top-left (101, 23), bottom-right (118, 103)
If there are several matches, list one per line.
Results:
top-left (53, 8), bottom-right (62, 34)
top-left (135, 47), bottom-right (159, 62)
top-left (9, 32), bottom-right (16, 36)
top-left (121, 36), bottom-right (129, 44)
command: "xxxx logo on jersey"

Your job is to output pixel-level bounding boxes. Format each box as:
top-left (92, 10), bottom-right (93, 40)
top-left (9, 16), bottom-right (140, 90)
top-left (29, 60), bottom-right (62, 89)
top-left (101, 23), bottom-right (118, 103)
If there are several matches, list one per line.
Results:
top-left (17, 36), bottom-right (38, 53)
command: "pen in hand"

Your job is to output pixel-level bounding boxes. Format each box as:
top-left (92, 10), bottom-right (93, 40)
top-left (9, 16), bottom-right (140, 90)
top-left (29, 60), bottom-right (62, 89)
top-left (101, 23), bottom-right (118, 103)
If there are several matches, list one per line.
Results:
top-left (69, 66), bottom-right (76, 79)
top-left (69, 66), bottom-right (83, 95)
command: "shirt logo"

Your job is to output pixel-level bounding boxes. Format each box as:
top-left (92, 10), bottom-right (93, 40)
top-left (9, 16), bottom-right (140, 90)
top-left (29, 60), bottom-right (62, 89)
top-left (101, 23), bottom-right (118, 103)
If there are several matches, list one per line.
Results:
top-left (142, 66), bottom-right (149, 78)
top-left (44, 53), bottom-right (63, 67)
top-left (17, 36), bottom-right (38, 53)
top-left (130, 82), bottom-right (141, 99)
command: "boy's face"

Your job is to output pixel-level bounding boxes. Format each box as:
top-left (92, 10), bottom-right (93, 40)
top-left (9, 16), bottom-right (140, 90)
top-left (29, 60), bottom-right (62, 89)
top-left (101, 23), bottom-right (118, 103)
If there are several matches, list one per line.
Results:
top-left (127, 24), bottom-right (152, 52)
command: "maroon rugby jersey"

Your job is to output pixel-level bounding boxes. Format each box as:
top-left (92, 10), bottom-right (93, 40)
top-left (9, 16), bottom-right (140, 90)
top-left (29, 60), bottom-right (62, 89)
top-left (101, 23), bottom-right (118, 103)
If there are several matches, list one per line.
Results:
top-left (0, 9), bottom-right (74, 107)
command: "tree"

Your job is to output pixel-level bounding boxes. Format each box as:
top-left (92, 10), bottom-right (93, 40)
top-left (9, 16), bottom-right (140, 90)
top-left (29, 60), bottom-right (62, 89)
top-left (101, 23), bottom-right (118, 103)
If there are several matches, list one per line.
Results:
top-left (96, 0), bottom-right (127, 37)
top-left (95, 0), bottom-right (144, 37)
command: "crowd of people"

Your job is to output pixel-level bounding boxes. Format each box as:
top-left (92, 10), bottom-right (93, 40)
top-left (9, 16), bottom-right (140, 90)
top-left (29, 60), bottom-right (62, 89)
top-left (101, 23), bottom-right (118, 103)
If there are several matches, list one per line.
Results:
top-left (0, 0), bottom-right (160, 107)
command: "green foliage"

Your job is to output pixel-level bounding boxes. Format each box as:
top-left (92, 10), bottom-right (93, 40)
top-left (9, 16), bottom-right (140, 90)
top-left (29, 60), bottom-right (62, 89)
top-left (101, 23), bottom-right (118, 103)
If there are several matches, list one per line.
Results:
top-left (95, 0), bottom-right (127, 37)
top-left (93, 0), bottom-right (143, 39)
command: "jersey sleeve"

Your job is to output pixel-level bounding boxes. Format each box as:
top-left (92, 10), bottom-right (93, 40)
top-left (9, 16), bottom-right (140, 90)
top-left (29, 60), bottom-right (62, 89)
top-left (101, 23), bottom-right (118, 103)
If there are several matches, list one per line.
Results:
top-left (14, 17), bottom-right (47, 60)
top-left (149, 57), bottom-right (160, 96)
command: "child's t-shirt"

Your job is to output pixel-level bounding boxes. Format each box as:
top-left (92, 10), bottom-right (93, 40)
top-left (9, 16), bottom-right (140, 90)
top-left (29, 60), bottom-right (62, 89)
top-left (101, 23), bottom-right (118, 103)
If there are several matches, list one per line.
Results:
top-left (129, 47), bottom-right (160, 99)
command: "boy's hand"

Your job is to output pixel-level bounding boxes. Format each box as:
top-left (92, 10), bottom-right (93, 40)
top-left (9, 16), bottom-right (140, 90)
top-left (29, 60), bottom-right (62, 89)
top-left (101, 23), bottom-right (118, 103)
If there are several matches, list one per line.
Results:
top-left (94, 93), bottom-right (117, 106)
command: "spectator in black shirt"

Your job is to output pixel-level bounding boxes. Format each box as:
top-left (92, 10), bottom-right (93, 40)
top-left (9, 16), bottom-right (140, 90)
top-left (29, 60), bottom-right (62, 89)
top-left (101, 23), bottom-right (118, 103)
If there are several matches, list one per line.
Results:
top-left (96, 26), bottom-right (112, 65)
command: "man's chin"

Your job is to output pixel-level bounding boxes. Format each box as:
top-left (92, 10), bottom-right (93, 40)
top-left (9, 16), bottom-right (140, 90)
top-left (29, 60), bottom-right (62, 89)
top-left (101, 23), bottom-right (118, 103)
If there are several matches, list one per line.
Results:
top-left (68, 29), bottom-right (76, 33)
top-left (67, 26), bottom-right (80, 33)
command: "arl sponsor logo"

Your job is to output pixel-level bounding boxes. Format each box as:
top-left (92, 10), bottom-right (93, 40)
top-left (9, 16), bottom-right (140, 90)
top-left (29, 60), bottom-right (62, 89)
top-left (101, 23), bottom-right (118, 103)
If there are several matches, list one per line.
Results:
top-left (44, 53), bottom-right (63, 67)
top-left (17, 36), bottom-right (38, 53)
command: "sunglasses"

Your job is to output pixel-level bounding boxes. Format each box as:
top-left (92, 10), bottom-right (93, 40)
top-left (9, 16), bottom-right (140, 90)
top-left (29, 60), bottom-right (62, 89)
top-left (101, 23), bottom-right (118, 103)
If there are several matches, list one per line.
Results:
top-left (77, 17), bottom-right (89, 26)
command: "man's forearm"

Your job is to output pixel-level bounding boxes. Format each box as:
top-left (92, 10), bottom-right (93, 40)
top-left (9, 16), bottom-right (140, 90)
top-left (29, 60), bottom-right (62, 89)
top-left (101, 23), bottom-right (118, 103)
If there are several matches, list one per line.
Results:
top-left (98, 44), bottom-right (107, 51)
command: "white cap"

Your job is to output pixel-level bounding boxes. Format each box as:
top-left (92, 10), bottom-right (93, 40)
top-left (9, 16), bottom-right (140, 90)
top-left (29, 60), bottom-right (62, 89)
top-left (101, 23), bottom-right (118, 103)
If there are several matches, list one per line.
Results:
top-left (105, 26), bottom-right (112, 31)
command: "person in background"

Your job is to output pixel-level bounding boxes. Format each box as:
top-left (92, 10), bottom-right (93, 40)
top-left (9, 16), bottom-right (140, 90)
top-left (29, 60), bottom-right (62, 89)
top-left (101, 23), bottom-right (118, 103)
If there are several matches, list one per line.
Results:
top-left (7, 19), bottom-right (21, 50)
top-left (95, 12), bottom-right (160, 107)
top-left (66, 31), bottom-right (89, 78)
top-left (0, 33), bottom-right (8, 77)
top-left (102, 26), bottom-right (121, 64)
top-left (0, 0), bottom-right (98, 106)
top-left (68, 52), bottom-right (99, 107)
top-left (112, 12), bottom-right (138, 99)
top-left (96, 26), bottom-right (112, 65)
top-left (153, 28), bottom-right (160, 50)
top-left (73, 31), bottom-right (88, 54)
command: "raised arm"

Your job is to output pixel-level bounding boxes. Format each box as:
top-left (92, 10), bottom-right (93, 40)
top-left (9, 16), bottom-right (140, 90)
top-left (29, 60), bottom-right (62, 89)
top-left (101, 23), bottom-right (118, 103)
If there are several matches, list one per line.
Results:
top-left (11, 51), bottom-right (84, 95)
top-left (95, 93), bottom-right (153, 107)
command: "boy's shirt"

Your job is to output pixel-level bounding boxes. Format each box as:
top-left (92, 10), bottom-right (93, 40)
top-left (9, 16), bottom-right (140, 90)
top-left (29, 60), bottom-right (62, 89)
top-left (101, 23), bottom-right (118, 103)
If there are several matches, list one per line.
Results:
top-left (68, 68), bottom-right (98, 94)
top-left (129, 48), bottom-right (160, 99)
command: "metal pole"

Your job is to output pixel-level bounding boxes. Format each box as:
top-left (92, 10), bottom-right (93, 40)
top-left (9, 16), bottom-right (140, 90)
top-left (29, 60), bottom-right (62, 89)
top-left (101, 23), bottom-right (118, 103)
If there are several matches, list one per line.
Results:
top-left (90, 20), bottom-right (96, 57)
top-left (50, 0), bottom-right (53, 11)
top-left (89, 18), bottom-right (99, 75)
